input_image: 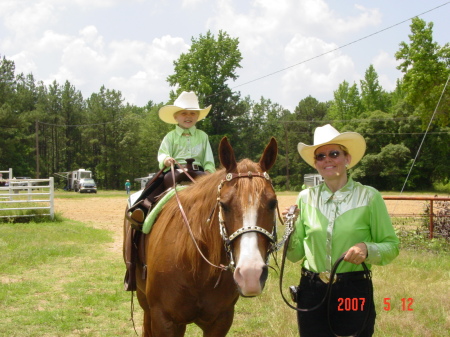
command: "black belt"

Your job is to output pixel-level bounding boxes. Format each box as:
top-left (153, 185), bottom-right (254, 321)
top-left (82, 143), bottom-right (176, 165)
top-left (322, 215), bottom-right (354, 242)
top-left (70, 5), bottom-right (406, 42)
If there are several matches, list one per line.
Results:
top-left (175, 164), bottom-right (204, 171)
top-left (301, 267), bottom-right (371, 284)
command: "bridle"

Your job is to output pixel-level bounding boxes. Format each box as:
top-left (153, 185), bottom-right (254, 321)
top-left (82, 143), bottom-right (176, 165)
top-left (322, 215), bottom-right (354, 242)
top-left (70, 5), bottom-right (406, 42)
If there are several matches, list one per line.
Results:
top-left (216, 171), bottom-right (278, 271)
top-left (171, 164), bottom-right (285, 274)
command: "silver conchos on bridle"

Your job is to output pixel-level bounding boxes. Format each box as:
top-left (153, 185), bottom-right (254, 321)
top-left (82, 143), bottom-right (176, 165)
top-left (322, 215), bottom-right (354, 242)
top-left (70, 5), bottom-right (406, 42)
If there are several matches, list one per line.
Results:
top-left (217, 171), bottom-right (278, 271)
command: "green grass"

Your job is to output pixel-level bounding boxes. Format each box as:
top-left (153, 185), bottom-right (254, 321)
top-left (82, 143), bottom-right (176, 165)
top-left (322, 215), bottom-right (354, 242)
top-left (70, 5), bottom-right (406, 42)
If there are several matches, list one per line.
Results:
top-left (0, 220), bottom-right (133, 336)
top-left (1, 201), bottom-right (449, 336)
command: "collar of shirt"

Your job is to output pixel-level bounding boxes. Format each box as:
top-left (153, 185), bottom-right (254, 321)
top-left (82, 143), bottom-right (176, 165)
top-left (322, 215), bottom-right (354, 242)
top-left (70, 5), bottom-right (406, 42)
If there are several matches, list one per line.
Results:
top-left (321, 177), bottom-right (354, 203)
top-left (175, 125), bottom-right (197, 136)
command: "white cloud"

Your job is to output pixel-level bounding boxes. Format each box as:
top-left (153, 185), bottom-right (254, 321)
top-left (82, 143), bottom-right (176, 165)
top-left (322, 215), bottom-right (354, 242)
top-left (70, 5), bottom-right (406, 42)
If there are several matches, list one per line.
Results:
top-left (281, 34), bottom-right (358, 107)
top-left (1, 1), bottom-right (56, 38)
top-left (29, 20), bottom-right (190, 103)
top-left (206, 0), bottom-right (383, 108)
top-left (372, 50), bottom-right (399, 71)
top-left (182, 0), bottom-right (207, 7)
top-left (2, 0), bottom-right (444, 109)
top-left (372, 50), bottom-right (402, 92)
top-left (8, 51), bottom-right (37, 76)
top-left (37, 30), bottom-right (73, 52)
top-left (113, 35), bottom-right (189, 104)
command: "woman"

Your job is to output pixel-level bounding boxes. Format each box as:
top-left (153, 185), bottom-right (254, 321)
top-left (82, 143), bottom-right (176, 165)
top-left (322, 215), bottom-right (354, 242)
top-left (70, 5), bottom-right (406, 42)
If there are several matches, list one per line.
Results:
top-left (286, 124), bottom-right (399, 337)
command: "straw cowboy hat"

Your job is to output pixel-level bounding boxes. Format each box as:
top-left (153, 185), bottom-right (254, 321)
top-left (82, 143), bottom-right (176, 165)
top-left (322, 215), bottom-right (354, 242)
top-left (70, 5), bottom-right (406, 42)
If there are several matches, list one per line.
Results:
top-left (158, 91), bottom-right (212, 124)
top-left (297, 124), bottom-right (366, 169)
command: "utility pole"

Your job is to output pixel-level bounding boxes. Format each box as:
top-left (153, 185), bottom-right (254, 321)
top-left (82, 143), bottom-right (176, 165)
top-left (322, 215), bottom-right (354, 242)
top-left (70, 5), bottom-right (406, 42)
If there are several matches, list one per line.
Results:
top-left (35, 120), bottom-right (40, 178)
top-left (283, 122), bottom-right (290, 190)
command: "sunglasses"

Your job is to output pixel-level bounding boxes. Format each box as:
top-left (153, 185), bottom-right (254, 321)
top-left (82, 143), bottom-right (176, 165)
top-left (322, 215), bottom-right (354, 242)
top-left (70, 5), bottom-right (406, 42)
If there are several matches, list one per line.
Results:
top-left (314, 150), bottom-right (342, 161)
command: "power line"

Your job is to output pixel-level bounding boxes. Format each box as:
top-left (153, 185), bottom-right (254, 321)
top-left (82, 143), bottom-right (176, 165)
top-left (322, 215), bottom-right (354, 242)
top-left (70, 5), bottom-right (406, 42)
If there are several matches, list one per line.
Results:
top-left (37, 120), bottom-right (119, 127)
top-left (280, 131), bottom-right (449, 135)
top-left (231, 2), bottom-right (450, 90)
top-left (279, 117), bottom-right (421, 123)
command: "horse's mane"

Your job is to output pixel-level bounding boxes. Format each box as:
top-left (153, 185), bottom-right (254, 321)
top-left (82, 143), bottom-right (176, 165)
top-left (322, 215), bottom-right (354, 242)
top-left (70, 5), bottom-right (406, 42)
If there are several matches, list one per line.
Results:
top-left (150, 158), bottom-right (267, 280)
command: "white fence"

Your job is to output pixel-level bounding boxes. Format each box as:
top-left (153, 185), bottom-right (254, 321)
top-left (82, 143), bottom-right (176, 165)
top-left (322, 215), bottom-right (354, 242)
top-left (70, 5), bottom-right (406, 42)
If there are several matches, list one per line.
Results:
top-left (0, 169), bottom-right (54, 220)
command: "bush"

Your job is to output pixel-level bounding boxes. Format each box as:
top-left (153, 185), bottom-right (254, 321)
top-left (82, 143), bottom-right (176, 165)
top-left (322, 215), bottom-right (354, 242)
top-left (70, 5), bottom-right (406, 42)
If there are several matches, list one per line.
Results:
top-left (433, 180), bottom-right (450, 193)
top-left (422, 199), bottom-right (450, 240)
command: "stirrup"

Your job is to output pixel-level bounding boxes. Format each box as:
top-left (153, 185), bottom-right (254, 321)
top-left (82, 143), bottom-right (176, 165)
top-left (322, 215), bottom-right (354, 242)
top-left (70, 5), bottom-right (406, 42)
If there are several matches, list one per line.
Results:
top-left (125, 212), bottom-right (144, 231)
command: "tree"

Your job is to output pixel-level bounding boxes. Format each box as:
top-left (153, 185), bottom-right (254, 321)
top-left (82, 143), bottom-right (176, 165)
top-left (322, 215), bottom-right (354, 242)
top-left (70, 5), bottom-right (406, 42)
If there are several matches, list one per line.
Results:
top-left (294, 95), bottom-right (328, 121)
top-left (395, 17), bottom-right (450, 127)
top-left (351, 143), bottom-right (411, 190)
top-left (327, 80), bottom-right (362, 122)
top-left (166, 30), bottom-right (243, 149)
top-left (60, 81), bottom-right (85, 171)
top-left (0, 55), bottom-right (16, 107)
top-left (86, 86), bottom-right (125, 189)
top-left (360, 65), bottom-right (390, 112)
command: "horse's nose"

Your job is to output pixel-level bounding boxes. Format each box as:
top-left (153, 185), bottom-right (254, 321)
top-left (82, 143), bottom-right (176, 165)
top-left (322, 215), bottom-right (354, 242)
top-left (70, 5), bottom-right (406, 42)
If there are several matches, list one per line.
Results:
top-left (234, 263), bottom-right (267, 297)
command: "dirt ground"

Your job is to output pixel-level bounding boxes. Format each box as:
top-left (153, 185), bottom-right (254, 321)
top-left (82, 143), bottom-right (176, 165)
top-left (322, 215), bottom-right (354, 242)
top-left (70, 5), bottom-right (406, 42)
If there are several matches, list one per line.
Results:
top-left (53, 194), bottom-right (432, 254)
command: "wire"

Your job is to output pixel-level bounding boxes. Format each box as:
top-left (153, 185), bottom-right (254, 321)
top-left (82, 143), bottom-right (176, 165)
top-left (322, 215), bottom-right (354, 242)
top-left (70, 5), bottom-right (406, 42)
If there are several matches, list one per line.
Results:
top-left (398, 73), bottom-right (450, 195)
top-left (37, 120), bottom-right (118, 127)
top-left (230, 2), bottom-right (450, 91)
top-left (279, 117), bottom-right (421, 123)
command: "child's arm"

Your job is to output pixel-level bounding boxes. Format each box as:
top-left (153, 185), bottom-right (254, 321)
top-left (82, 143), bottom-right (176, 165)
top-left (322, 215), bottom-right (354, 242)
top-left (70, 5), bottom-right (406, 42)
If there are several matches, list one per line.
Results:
top-left (157, 134), bottom-right (173, 170)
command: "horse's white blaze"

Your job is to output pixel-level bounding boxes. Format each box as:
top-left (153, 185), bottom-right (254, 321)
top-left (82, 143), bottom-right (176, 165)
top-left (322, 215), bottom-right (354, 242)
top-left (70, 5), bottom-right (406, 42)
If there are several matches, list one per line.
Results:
top-left (233, 195), bottom-right (266, 296)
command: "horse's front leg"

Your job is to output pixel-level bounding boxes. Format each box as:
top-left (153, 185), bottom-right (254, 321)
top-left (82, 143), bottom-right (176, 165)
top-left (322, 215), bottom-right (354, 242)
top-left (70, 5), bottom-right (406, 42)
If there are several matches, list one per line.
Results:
top-left (197, 308), bottom-right (235, 337)
top-left (147, 307), bottom-right (187, 337)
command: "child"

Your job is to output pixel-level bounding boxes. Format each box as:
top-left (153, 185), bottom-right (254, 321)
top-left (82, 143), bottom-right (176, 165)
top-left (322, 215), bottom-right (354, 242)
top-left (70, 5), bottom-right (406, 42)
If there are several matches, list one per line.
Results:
top-left (157, 91), bottom-right (216, 174)
top-left (124, 91), bottom-right (216, 291)
top-left (129, 91), bottom-right (215, 224)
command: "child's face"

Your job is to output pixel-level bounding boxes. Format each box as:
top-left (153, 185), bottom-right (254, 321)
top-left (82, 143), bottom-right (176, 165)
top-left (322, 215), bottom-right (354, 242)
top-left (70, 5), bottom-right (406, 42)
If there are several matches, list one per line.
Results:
top-left (174, 110), bottom-right (200, 129)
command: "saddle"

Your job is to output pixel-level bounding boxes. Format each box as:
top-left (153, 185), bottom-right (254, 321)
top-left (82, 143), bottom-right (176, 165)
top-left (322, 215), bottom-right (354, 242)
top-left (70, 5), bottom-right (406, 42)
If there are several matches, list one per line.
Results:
top-left (123, 159), bottom-right (206, 291)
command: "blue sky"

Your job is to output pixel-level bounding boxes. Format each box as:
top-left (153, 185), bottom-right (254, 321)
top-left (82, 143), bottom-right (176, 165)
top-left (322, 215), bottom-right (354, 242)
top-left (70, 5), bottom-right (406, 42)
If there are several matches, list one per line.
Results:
top-left (1, 0), bottom-right (448, 111)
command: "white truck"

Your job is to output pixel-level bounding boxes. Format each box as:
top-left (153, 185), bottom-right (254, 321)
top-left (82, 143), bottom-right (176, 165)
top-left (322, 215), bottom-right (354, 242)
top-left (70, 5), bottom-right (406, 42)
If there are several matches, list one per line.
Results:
top-left (303, 173), bottom-right (324, 188)
top-left (55, 169), bottom-right (97, 193)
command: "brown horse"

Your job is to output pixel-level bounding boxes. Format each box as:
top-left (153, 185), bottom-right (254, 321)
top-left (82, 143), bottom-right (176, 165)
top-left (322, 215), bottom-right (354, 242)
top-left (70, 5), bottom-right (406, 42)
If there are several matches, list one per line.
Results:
top-left (123, 137), bottom-right (278, 336)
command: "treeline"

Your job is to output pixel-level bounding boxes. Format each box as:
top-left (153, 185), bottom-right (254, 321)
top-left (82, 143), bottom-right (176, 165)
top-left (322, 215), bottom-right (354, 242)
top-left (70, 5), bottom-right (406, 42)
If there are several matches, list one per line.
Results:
top-left (1, 18), bottom-right (449, 191)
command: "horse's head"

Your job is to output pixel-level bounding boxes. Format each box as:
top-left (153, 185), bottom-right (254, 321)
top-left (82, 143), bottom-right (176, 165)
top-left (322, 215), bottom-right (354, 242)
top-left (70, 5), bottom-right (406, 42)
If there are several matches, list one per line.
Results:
top-left (218, 137), bottom-right (278, 297)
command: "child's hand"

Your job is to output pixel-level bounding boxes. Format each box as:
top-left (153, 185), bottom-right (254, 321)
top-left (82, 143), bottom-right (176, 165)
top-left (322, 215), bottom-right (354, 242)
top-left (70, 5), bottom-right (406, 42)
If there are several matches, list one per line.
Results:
top-left (164, 157), bottom-right (175, 167)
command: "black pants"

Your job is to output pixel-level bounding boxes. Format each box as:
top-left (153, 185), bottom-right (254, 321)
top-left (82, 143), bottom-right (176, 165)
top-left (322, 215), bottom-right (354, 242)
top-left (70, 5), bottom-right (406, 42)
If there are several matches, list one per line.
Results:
top-left (296, 273), bottom-right (376, 337)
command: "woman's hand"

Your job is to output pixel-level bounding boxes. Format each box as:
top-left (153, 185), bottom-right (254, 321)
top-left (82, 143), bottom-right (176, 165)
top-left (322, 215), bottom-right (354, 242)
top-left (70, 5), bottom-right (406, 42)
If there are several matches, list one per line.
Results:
top-left (282, 205), bottom-right (299, 221)
top-left (344, 243), bottom-right (368, 265)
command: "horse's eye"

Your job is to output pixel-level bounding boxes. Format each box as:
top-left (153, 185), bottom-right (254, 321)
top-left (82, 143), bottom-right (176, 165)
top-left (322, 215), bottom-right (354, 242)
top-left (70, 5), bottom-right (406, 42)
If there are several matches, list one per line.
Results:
top-left (268, 199), bottom-right (278, 210)
top-left (219, 201), bottom-right (229, 212)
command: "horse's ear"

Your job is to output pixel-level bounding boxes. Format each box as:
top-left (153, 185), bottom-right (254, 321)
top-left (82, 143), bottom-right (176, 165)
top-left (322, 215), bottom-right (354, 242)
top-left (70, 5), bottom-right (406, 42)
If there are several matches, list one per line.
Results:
top-left (259, 137), bottom-right (278, 171)
top-left (219, 137), bottom-right (237, 173)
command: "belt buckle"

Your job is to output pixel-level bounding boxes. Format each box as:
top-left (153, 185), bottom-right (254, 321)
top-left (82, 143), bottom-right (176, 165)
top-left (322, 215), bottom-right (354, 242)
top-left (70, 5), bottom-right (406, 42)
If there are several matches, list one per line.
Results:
top-left (319, 271), bottom-right (336, 284)
top-left (192, 164), bottom-right (199, 171)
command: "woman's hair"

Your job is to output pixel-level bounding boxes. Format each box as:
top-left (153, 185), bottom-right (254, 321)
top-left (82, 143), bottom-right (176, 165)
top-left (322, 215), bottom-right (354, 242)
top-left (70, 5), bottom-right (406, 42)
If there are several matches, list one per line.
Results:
top-left (338, 144), bottom-right (349, 156)
top-left (313, 144), bottom-right (349, 157)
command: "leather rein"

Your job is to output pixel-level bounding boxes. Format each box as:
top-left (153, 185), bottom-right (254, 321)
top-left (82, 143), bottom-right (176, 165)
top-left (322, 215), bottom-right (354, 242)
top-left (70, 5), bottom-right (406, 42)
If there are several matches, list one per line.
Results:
top-left (170, 162), bottom-right (288, 274)
top-left (278, 206), bottom-right (373, 337)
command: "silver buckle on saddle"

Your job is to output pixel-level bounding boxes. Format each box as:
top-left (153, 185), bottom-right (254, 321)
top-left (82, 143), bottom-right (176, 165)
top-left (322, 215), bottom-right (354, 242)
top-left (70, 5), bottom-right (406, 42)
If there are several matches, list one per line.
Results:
top-left (192, 164), bottom-right (199, 171)
top-left (319, 271), bottom-right (336, 284)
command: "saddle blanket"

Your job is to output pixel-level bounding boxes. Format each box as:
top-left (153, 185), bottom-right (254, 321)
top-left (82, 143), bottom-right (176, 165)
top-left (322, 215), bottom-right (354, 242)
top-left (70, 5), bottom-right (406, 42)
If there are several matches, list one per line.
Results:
top-left (127, 186), bottom-right (188, 234)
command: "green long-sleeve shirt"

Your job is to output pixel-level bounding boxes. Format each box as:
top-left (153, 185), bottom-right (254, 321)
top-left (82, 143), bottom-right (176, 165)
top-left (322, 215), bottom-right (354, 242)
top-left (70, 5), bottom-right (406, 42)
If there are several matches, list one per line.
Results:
top-left (287, 178), bottom-right (399, 273)
top-left (157, 125), bottom-right (216, 173)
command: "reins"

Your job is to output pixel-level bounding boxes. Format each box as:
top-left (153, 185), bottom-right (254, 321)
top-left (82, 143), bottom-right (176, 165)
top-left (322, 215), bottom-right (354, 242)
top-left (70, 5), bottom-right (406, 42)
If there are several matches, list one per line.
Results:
top-left (170, 162), bottom-right (229, 273)
top-left (169, 164), bottom-right (287, 277)
top-left (277, 206), bottom-right (373, 337)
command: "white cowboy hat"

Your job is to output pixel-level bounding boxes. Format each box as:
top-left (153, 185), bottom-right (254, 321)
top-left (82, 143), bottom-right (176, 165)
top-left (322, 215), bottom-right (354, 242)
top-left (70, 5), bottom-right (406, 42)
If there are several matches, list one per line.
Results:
top-left (297, 124), bottom-right (366, 169)
top-left (158, 91), bottom-right (212, 124)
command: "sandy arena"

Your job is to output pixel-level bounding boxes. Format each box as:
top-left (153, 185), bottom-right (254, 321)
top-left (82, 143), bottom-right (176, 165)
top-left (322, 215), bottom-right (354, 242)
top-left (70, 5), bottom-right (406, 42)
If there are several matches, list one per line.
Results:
top-left (53, 193), bottom-right (432, 254)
